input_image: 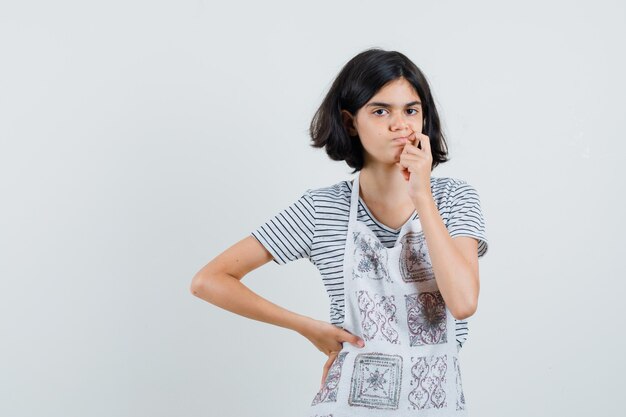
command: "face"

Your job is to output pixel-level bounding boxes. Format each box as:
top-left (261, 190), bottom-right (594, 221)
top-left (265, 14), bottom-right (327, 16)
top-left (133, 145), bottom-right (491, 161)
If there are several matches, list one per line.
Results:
top-left (342, 77), bottom-right (423, 168)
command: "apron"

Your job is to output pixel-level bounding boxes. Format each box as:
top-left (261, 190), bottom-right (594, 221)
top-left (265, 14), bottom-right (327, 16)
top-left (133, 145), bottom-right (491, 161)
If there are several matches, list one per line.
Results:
top-left (307, 171), bottom-right (468, 417)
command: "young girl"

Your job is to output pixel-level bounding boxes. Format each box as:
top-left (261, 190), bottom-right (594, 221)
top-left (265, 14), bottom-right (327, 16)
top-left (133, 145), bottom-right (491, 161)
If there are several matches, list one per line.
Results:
top-left (191, 48), bottom-right (488, 416)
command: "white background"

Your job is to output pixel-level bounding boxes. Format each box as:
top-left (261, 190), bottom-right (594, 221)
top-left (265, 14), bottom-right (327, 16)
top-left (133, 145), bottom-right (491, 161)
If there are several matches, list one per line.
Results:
top-left (1, 1), bottom-right (624, 416)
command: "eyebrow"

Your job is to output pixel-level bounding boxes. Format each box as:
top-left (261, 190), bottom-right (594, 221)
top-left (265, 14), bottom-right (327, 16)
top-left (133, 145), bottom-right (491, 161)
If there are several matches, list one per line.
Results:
top-left (365, 101), bottom-right (422, 108)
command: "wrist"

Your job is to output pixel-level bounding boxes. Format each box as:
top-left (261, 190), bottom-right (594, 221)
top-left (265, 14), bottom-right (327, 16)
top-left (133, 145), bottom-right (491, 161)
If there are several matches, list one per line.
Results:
top-left (293, 314), bottom-right (316, 336)
top-left (411, 192), bottom-right (434, 211)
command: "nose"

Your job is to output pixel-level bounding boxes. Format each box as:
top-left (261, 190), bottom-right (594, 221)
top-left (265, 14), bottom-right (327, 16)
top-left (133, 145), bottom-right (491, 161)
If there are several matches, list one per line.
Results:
top-left (390, 112), bottom-right (409, 132)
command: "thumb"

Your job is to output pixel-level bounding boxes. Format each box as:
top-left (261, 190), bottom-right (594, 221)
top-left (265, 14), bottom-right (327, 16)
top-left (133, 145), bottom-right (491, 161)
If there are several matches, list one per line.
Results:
top-left (320, 352), bottom-right (337, 389)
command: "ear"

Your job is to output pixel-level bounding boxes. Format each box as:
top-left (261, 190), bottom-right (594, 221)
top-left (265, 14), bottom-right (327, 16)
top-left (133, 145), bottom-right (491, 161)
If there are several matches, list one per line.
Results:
top-left (341, 110), bottom-right (358, 136)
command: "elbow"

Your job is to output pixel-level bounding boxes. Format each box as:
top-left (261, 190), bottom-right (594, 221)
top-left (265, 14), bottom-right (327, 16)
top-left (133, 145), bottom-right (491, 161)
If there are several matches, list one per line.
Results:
top-left (190, 273), bottom-right (211, 298)
top-left (451, 299), bottom-right (478, 321)
top-left (190, 270), bottom-right (234, 303)
top-left (450, 272), bottom-right (480, 320)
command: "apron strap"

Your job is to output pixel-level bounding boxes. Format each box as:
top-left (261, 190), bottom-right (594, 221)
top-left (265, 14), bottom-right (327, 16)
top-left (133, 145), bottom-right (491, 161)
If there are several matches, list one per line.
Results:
top-left (349, 170), bottom-right (360, 226)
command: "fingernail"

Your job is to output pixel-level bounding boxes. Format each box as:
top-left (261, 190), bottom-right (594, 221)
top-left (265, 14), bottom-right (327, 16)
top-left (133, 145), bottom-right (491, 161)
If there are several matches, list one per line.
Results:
top-left (358, 340), bottom-right (364, 347)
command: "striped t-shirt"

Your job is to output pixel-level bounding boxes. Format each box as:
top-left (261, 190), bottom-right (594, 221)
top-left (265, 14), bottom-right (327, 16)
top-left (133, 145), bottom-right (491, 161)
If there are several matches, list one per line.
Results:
top-left (251, 176), bottom-right (488, 349)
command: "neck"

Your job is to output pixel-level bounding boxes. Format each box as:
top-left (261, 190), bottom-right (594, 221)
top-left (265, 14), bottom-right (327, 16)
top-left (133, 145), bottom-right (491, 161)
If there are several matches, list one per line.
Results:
top-left (358, 164), bottom-right (415, 208)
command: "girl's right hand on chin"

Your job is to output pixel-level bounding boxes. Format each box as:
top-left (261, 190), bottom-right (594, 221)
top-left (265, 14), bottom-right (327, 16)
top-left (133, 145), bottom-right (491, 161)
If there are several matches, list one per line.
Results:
top-left (299, 318), bottom-right (365, 389)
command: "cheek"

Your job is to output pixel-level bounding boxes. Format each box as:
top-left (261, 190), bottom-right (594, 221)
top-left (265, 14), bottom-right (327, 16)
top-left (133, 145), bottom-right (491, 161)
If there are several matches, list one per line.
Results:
top-left (408, 121), bottom-right (422, 134)
top-left (358, 123), bottom-right (380, 139)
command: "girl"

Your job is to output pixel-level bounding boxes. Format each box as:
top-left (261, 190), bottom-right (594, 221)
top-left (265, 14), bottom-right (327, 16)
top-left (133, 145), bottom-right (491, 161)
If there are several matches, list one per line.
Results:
top-left (191, 48), bottom-right (488, 416)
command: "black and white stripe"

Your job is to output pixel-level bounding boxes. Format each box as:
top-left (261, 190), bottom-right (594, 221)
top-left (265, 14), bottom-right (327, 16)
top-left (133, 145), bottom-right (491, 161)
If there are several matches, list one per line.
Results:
top-left (251, 176), bottom-right (488, 349)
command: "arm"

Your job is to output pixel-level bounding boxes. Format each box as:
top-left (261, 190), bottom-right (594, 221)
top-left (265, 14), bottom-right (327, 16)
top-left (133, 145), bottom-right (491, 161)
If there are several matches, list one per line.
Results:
top-left (397, 133), bottom-right (484, 320)
top-left (190, 235), bottom-right (364, 363)
top-left (412, 196), bottom-right (480, 321)
top-left (190, 235), bottom-right (313, 333)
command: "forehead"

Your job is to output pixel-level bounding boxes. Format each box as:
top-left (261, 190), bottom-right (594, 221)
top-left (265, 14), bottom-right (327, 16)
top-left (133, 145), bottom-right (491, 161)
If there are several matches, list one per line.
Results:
top-left (369, 78), bottom-right (421, 103)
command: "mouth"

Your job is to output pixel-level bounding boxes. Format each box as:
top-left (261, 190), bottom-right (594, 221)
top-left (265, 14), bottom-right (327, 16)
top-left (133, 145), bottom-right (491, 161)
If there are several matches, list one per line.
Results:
top-left (392, 134), bottom-right (414, 145)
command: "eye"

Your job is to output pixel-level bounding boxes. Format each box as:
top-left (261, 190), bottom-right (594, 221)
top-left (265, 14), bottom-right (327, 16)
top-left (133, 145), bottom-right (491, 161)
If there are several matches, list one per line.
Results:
top-left (407, 108), bottom-right (420, 115)
top-left (373, 109), bottom-right (388, 116)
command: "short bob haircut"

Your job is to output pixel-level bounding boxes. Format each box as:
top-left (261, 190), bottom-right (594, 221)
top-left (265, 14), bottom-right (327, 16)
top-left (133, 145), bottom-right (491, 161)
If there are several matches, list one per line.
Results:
top-left (309, 48), bottom-right (449, 174)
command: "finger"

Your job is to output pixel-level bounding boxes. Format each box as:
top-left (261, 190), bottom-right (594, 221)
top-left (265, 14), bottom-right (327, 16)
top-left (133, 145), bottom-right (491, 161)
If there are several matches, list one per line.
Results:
top-left (403, 132), bottom-right (424, 154)
top-left (341, 331), bottom-right (364, 348)
top-left (320, 369), bottom-right (327, 389)
top-left (400, 154), bottom-right (422, 163)
top-left (395, 162), bottom-right (410, 180)
top-left (395, 160), bottom-right (411, 181)
top-left (416, 133), bottom-right (431, 154)
top-left (402, 144), bottom-right (422, 156)
top-left (404, 132), bottom-right (417, 148)
top-left (399, 155), bottom-right (426, 172)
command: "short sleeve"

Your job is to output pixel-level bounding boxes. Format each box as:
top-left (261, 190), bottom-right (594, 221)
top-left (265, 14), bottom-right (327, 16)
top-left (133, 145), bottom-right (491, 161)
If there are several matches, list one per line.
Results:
top-left (446, 181), bottom-right (489, 258)
top-left (251, 189), bottom-right (316, 265)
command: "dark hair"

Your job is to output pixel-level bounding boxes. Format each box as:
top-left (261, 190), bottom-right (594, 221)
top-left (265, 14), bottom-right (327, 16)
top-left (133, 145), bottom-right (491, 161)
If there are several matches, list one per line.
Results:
top-left (309, 48), bottom-right (449, 174)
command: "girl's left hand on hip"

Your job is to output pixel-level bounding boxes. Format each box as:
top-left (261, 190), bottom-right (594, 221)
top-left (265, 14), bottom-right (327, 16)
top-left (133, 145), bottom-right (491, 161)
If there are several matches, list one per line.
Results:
top-left (396, 133), bottom-right (433, 203)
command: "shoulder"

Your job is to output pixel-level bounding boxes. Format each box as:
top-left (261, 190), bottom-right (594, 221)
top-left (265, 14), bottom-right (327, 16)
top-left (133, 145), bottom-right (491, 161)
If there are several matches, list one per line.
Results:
top-left (433, 176), bottom-right (488, 257)
top-left (304, 179), bottom-right (352, 209)
top-left (307, 179), bottom-right (351, 198)
top-left (430, 175), bottom-right (474, 190)
top-left (430, 176), bottom-right (482, 201)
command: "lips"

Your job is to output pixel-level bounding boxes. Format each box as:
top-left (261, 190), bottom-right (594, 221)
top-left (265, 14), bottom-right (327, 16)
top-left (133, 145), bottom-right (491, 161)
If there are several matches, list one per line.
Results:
top-left (392, 136), bottom-right (410, 145)
top-left (393, 132), bottom-right (415, 142)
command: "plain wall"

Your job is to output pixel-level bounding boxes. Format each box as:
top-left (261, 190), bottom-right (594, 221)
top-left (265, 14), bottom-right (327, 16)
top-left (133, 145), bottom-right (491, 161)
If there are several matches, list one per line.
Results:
top-left (1, 1), bottom-right (624, 416)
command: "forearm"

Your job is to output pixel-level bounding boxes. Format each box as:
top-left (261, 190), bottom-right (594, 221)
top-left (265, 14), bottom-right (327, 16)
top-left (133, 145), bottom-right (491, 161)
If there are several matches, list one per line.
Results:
top-left (191, 272), bottom-right (313, 334)
top-left (413, 196), bottom-right (478, 319)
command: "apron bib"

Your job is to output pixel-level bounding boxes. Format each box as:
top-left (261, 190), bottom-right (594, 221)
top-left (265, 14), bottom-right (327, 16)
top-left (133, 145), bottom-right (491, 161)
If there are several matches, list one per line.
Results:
top-left (307, 171), bottom-right (468, 417)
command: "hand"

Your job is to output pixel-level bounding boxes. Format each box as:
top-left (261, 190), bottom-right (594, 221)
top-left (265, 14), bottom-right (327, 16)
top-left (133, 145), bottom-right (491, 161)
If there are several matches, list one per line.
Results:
top-left (299, 318), bottom-right (364, 389)
top-left (395, 132), bottom-right (433, 204)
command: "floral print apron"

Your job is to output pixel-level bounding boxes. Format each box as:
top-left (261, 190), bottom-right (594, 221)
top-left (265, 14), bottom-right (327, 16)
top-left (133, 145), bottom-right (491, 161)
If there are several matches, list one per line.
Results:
top-left (307, 170), bottom-right (468, 417)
